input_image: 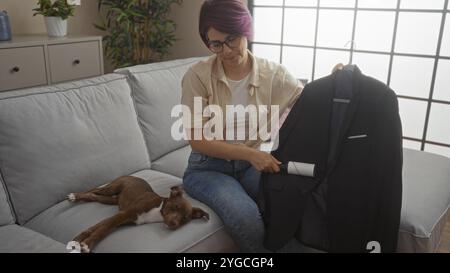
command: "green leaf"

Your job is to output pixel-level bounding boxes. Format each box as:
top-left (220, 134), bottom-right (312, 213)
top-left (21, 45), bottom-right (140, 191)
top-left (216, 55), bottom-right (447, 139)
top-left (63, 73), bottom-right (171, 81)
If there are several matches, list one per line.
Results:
top-left (33, 0), bottom-right (75, 19)
top-left (97, 0), bottom-right (183, 68)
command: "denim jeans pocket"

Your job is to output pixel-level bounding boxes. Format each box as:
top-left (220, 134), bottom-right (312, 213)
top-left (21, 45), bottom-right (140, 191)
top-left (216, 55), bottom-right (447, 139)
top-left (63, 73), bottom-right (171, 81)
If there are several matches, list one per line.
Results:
top-left (188, 152), bottom-right (210, 166)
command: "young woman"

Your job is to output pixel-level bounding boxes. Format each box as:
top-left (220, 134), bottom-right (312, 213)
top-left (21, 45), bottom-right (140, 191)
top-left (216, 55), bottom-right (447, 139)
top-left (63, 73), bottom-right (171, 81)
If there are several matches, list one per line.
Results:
top-left (181, 0), bottom-right (303, 252)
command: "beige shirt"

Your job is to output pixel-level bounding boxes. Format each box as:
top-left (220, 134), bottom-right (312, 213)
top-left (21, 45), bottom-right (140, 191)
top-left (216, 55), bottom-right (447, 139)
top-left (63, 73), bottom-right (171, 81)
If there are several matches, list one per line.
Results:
top-left (181, 50), bottom-right (303, 149)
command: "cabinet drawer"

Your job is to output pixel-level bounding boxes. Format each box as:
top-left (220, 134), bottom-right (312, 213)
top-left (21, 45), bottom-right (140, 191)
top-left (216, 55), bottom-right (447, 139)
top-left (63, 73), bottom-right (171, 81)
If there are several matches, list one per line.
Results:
top-left (48, 41), bottom-right (101, 83)
top-left (0, 46), bottom-right (47, 92)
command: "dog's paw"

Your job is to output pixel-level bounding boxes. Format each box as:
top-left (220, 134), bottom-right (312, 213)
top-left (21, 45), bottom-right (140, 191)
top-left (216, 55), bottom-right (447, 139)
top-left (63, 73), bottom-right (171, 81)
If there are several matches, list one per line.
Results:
top-left (80, 242), bottom-right (91, 253)
top-left (67, 193), bottom-right (77, 202)
top-left (66, 241), bottom-right (81, 253)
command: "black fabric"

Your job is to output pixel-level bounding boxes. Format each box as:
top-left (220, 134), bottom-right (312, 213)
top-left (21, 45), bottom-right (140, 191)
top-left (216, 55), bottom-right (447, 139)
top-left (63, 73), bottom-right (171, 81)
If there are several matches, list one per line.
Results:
top-left (257, 66), bottom-right (403, 253)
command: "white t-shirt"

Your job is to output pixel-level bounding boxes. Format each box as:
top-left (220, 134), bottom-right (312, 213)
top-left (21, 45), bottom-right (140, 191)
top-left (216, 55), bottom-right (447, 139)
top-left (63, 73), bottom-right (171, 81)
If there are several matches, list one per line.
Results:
top-left (228, 73), bottom-right (250, 106)
top-left (225, 74), bottom-right (251, 144)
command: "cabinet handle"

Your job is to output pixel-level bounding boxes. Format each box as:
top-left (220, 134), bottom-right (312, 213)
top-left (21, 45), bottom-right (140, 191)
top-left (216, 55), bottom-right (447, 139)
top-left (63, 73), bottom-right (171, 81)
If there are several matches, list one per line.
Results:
top-left (11, 66), bottom-right (20, 73)
top-left (73, 59), bottom-right (81, 65)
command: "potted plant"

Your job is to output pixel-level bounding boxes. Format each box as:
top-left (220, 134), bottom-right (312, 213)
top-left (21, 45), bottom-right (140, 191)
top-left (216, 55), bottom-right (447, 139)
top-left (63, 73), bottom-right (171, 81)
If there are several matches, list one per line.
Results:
top-left (33, 0), bottom-right (76, 37)
top-left (94, 0), bottom-right (183, 68)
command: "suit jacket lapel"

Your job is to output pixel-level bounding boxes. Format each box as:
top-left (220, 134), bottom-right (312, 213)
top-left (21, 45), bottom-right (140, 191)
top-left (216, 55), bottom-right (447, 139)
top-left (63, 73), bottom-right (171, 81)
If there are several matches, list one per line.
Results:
top-left (326, 67), bottom-right (362, 175)
top-left (274, 74), bottom-right (334, 179)
top-left (273, 68), bottom-right (361, 177)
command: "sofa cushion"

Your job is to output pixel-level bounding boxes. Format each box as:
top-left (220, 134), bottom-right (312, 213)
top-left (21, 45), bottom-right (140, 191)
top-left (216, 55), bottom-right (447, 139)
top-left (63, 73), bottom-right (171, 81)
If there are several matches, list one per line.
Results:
top-left (0, 175), bottom-right (14, 226)
top-left (25, 169), bottom-right (237, 253)
top-left (0, 74), bottom-right (151, 224)
top-left (398, 148), bottom-right (450, 252)
top-left (115, 57), bottom-right (206, 161)
top-left (0, 225), bottom-right (66, 253)
top-left (151, 145), bottom-right (191, 178)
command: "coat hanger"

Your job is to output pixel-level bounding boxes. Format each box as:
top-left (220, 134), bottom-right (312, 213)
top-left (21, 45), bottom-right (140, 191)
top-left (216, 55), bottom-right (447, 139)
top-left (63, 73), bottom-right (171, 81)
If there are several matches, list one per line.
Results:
top-left (332, 63), bottom-right (344, 73)
top-left (332, 63), bottom-right (355, 73)
top-left (333, 39), bottom-right (357, 74)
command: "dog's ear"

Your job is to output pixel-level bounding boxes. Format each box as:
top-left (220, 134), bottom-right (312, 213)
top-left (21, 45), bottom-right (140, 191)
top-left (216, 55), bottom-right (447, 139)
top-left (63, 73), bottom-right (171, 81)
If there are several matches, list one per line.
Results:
top-left (191, 207), bottom-right (209, 221)
top-left (170, 186), bottom-right (183, 198)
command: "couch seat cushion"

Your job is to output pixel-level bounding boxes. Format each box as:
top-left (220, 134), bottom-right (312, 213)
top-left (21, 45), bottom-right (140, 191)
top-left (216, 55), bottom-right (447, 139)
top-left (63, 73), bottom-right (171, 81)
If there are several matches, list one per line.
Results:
top-left (0, 225), bottom-right (66, 253)
top-left (0, 176), bottom-right (14, 226)
top-left (25, 169), bottom-right (235, 253)
top-left (398, 148), bottom-right (450, 252)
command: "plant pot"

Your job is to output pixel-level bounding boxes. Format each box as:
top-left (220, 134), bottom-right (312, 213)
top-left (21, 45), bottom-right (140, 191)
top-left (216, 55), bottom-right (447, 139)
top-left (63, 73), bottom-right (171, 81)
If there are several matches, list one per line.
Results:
top-left (44, 16), bottom-right (67, 37)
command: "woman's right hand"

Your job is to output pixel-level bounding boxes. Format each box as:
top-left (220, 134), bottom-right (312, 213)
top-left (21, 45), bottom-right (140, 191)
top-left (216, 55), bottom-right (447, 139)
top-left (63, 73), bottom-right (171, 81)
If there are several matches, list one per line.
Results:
top-left (246, 149), bottom-right (281, 173)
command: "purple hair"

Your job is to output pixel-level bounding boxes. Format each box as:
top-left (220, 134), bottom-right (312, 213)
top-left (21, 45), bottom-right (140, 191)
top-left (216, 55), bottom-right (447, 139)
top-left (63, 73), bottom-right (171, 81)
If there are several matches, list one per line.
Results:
top-left (199, 0), bottom-right (253, 46)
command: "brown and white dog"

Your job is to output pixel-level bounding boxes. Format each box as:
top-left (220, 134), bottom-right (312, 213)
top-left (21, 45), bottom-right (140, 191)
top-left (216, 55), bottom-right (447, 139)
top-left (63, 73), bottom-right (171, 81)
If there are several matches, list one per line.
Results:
top-left (66, 176), bottom-right (209, 253)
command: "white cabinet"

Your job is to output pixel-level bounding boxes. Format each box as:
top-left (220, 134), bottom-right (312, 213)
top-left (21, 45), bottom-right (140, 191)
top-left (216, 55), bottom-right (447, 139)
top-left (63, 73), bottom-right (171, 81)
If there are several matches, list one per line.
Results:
top-left (0, 35), bottom-right (104, 92)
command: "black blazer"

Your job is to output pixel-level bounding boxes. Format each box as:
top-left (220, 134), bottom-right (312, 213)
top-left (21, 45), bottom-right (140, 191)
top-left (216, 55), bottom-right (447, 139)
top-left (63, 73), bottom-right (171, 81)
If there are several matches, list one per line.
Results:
top-left (258, 66), bottom-right (403, 253)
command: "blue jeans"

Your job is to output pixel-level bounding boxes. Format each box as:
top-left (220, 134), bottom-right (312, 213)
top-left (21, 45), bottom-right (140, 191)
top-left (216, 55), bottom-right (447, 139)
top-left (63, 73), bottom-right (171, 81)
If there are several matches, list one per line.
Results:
top-left (182, 150), bottom-right (320, 253)
top-left (182, 150), bottom-right (267, 252)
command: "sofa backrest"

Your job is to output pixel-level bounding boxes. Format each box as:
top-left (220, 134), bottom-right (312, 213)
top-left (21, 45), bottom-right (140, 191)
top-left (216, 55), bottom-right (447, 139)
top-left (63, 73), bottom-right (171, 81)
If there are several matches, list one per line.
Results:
top-left (115, 57), bottom-right (207, 161)
top-left (0, 74), bottom-right (151, 224)
top-left (0, 175), bottom-right (14, 226)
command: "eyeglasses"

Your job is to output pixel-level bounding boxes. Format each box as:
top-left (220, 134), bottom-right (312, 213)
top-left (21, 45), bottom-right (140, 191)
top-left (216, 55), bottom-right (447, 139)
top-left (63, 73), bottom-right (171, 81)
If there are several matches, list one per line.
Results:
top-left (207, 35), bottom-right (241, 53)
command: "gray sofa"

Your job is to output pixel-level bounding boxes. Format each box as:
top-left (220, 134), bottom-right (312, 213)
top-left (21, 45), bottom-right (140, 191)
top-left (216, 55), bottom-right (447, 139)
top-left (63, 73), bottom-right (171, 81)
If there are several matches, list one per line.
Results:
top-left (0, 57), bottom-right (449, 253)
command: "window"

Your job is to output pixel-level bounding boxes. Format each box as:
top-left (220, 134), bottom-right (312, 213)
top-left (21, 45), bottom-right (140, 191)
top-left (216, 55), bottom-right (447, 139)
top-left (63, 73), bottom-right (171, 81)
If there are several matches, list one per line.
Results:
top-left (314, 49), bottom-right (350, 79)
top-left (395, 12), bottom-right (441, 55)
top-left (434, 59), bottom-right (450, 101)
top-left (316, 9), bottom-right (354, 49)
top-left (284, 8), bottom-right (317, 46)
top-left (358, 0), bottom-right (397, 9)
top-left (282, 46), bottom-right (315, 80)
top-left (390, 56), bottom-right (434, 98)
top-left (400, 0), bottom-right (445, 10)
top-left (352, 52), bottom-right (390, 83)
top-left (354, 11), bottom-right (395, 52)
top-left (441, 14), bottom-right (450, 56)
top-left (285, 0), bottom-right (317, 7)
top-left (253, 7), bottom-right (283, 43)
top-left (250, 0), bottom-right (450, 157)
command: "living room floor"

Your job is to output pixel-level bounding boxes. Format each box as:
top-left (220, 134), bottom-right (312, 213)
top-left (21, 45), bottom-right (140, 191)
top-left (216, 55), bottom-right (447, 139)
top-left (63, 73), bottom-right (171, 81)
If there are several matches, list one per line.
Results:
top-left (437, 214), bottom-right (450, 253)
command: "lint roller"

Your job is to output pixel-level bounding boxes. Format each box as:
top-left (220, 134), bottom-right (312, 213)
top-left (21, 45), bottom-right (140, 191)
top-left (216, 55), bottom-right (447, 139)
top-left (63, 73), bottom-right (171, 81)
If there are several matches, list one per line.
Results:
top-left (279, 161), bottom-right (316, 177)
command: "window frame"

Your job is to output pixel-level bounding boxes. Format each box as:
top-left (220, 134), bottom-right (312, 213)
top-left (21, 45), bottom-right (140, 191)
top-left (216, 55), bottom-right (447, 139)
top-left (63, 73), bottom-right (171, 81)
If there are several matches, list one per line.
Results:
top-left (249, 0), bottom-right (450, 152)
